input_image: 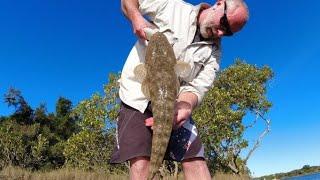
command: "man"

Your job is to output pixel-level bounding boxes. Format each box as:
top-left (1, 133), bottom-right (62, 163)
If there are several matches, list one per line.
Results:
top-left (110, 0), bottom-right (249, 179)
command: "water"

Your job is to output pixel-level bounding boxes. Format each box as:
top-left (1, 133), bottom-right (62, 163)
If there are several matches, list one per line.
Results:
top-left (283, 172), bottom-right (320, 180)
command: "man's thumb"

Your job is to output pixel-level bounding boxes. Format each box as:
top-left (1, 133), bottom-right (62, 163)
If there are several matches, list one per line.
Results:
top-left (145, 117), bottom-right (154, 126)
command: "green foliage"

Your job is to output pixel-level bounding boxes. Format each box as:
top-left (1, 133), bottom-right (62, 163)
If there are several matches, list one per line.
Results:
top-left (0, 74), bottom-right (122, 172)
top-left (104, 73), bottom-right (121, 122)
top-left (0, 122), bottom-right (26, 169)
top-left (53, 97), bottom-right (80, 140)
top-left (29, 134), bottom-right (49, 169)
top-left (0, 89), bottom-right (79, 170)
top-left (56, 97), bottom-right (73, 117)
top-left (193, 60), bottom-right (273, 174)
top-left (0, 120), bottom-right (48, 170)
top-left (74, 94), bottom-right (107, 131)
top-left (64, 73), bottom-right (124, 172)
top-left (1, 62), bottom-right (273, 176)
top-left (64, 93), bottom-right (109, 170)
top-left (4, 88), bottom-right (33, 125)
top-left (63, 129), bottom-right (111, 170)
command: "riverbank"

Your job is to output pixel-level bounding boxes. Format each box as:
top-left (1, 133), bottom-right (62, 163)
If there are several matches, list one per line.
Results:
top-left (255, 165), bottom-right (320, 180)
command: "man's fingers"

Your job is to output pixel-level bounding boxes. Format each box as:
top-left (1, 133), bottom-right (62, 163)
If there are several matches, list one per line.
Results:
top-left (173, 119), bottom-right (186, 130)
top-left (178, 119), bottom-right (186, 127)
top-left (136, 29), bottom-right (147, 40)
top-left (134, 29), bottom-right (147, 40)
top-left (145, 117), bottom-right (154, 126)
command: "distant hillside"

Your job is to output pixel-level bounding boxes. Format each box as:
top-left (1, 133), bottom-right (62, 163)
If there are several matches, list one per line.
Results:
top-left (254, 165), bottom-right (320, 180)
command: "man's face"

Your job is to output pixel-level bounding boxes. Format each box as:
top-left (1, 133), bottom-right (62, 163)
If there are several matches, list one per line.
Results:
top-left (199, 12), bottom-right (217, 39)
top-left (199, 1), bottom-right (226, 39)
top-left (199, 1), bottom-right (235, 39)
top-left (199, 0), bottom-right (248, 39)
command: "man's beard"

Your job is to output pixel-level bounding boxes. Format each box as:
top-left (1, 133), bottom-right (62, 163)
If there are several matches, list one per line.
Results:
top-left (199, 17), bottom-right (218, 39)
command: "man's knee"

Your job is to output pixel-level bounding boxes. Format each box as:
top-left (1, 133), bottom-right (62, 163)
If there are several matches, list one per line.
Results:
top-left (130, 156), bottom-right (150, 172)
top-left (182, 157), bottom-right (207, 169)
top-left (182, 157), bottom-right (211, 180)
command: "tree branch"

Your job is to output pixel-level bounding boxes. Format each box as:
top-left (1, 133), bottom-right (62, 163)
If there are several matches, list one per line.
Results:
top-left (213, 144), bottom-right (240, 174)
top-left (244, 110), bottom-right (271, 164)
top-left (245, 111), bottom-right (259, 129)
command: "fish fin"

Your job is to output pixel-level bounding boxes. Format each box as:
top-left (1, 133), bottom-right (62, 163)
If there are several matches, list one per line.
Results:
top-left (141, 82), bottom-right (151, 100)
top-left (175, 61), bottom-right (191, 78)
top-left (134, 63), bottom-right (146, 83)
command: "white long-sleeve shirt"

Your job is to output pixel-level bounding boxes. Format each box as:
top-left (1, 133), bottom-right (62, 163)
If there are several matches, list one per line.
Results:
top-left (119, 0), bottom-right (221, 113)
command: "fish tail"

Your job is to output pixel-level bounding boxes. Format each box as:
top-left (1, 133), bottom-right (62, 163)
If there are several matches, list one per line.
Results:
top-left (148, 108), bottom-right (174, 179)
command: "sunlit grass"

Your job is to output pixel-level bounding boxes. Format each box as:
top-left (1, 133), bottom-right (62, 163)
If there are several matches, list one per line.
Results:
top-left (0, 166), bottom-right (250, 180)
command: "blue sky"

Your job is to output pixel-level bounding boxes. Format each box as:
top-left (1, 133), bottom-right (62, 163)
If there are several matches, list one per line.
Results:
top-left (0, 0), bottom-right (319, 177)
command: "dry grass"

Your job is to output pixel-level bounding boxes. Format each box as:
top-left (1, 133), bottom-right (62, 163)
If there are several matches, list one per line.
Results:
top-left (0, 166), bottom-right (251, 180)
top-left (213, 172), bottom-right (251, 180)
top-left (0, 166), bottom-right (128, 180)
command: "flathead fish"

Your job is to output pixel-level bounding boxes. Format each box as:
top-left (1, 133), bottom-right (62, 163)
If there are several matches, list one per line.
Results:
top-left (134, 31), bottom-right (190, 180)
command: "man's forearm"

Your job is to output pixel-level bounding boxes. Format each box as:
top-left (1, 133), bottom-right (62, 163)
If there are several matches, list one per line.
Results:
top-left (121, 0), bottom-right (143, 22)
top-left (121, 0), bottom-right (149, 39)
top-left (177, 92), bottom-right (198, 111)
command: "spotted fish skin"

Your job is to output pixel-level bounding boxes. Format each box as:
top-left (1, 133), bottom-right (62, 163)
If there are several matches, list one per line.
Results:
top-left (143, 32), bottom-right (178, 180)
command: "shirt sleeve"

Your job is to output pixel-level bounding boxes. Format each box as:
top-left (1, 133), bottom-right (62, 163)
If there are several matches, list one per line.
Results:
top-left (179, 46), bottom-right (221, 106)
top-left (138, 0), bottom-right (169, 19)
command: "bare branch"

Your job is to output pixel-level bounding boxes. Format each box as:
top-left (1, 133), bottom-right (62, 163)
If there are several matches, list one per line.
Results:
top-left (228, 161), bottom-right (239, 174)
top-left (245, 111), bottom-right (259, 129)
top-left (213, 144), bottom-right (240, 174)
top-left (244, 110), bottom-right (271, 163)
top-left (207, 109), bottom-right (271, 174)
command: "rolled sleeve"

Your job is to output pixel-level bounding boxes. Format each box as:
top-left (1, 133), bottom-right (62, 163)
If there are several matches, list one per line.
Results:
top-left (179, 53), bottom-right (220, 106)
top-left (139, 0), bottom-right (168, 18)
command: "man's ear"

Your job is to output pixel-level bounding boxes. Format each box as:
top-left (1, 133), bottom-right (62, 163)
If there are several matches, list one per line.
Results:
top-left (216, 0), bottom-right (224, 5)
top-left (200, 3), bottom-right (211, 10)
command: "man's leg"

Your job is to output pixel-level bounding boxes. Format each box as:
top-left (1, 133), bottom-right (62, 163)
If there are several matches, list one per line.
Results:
top-left (130, 157), bottom-right (150, 180)
top-left (182, 157), bottom-right (211, 180)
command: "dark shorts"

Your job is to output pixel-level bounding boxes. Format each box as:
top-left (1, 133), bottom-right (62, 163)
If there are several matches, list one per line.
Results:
top-left (110, 102), bottom-right (205, 163)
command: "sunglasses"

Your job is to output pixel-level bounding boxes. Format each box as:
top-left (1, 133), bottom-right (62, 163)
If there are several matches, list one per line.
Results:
top-left (220, 1), bottom-right (233, 36)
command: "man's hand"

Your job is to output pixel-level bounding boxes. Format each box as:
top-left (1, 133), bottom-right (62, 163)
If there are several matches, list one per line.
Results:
top-left (121, 0), bottom-right (154, 40)
top-left (131, 16), bottom-right (154, 40)
top-left (145, 92), bottom-right (197, 129)
top-left (144, 101), bottom-right (192, 130)
top-left (173, 101), bottom-right (192, 129)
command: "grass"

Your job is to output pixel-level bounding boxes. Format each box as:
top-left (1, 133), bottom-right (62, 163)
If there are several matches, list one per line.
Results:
top-left (0, 166), bottom-right (128, 180)
top-left (0, 166), bottom-right (251, 180)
